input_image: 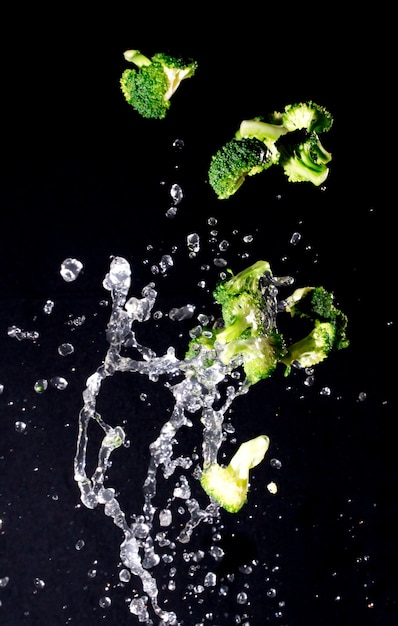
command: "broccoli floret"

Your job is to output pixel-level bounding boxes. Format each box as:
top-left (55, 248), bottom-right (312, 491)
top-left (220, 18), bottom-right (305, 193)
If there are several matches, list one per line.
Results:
top-left (208, 137), bottom-right (272, 199)
top-left (120, 49), bottom-right (197, 119)
top-left (200, 435), bottom-right (270, 513)
top-left (208, 101), bottom-right (334, 198)
top-left (211, 261), bottom-right (285, 384)
top-left (282, 101), bottom-right (333, 134)
top-left (214, 260), bottom-right (272, 300)
top-left (277, 130), bottom-right (332, 186)
top-left (281, 286), bottom-right (350, 374)
top-left (281, 320), bottom-right (337, 373)
top-left (219, 334), bottom-right (285, 385)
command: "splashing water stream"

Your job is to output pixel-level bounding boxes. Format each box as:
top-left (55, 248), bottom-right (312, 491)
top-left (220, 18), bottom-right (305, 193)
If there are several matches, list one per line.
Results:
top-left (73, 256), bottom-right (262, 624)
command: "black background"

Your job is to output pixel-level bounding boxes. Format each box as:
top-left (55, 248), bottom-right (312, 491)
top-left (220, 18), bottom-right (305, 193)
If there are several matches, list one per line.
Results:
top-left (1, 7), bottom-right (396, 626)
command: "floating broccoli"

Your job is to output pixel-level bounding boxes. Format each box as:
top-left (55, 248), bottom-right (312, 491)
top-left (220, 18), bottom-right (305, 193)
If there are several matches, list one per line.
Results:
top-left (208, 137), bottom-right (273, 200)
top-left (208, 101), bottom-right (333, 198)
top-left (276, 130), bottom-right (332, 186)
top-left (200, 435), bottom-right (270, 513)
top-left (185, 262), bottom-right (349, 386)
top-left (185, 262), bottom-right (349, 512)
top-left (120, 49), bottom-right (197, 119)
top-left (280, 286), bottom-right (349, 374)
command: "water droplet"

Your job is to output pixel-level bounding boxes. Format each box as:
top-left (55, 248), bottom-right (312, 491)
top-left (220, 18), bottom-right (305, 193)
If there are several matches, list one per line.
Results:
top-left (0, 577), bottom-right (10, 588)
top-left (170, 183), bottom-right (183, 204)
top-left (236, 591), bottom-right (248, 604)
top-left (33, 578), bottom-right (46, 589)
top-left (50, 376), bottom-right (68, 390)
top-left (290, 232), bottom-right (302, 245)
top-left (60, 258), bottom-right (83, 282)
top-left (15, 421), bottom-right (27, 433)
top-left (99, 596), bottom-right (112, 608)
top-left (119, 568), bottom-right (131, 582)
top-left (320, 386), bottom-right (331, 396)
top-left (0, 384), bottom-right (4, 395)
top-left (58, 343), bottom-right (74, 356)
top-left (75, 539), bottom-right (85, 550)
top-left (187, 233), bottom-right (200, 254)
top-left (34, 379), bottom-right (48, 394)
top-left (43, 300), bottom-right (54, 315)
top-left (270, 458), bottom-right (282, 469)
top-left (159, 509), bottom-right (172, 527)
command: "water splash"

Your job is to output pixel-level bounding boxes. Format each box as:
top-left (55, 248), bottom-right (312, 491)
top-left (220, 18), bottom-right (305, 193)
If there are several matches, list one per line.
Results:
top-left (73, 256), bottom-right (259, 624)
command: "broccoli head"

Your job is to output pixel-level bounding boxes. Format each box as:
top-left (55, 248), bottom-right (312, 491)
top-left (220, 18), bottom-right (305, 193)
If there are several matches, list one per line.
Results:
top-left (120, 49), bottom-right (197, 119)
top-left (281, 286), bottom-right (349, 374)
top-left (282, 101), bottom-right (333, 134)
top-left (208, 137), bottom-right (272, 200)
top-left (277, 130), bottom-right (332, 186)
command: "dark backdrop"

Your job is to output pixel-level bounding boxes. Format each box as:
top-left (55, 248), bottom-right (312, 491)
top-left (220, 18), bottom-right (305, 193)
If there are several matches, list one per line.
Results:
top-left (0, 7), bottom-right (395, 626)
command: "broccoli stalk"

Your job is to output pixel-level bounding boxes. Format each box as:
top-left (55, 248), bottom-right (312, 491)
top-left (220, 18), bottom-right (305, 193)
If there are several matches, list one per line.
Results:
top-left (200, 435), bottom-right (270, 513)
top-left (120, 49), bottom-right (197, 119)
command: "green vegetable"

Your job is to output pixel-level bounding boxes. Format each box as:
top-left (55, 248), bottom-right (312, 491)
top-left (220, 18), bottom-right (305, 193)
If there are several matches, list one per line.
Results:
top-left (208, 101), bottom-right (333, 198)
top-left (200, 435), bottom-right (270, 513)
top-left (276, 130), bottom-right (332, 186)
top-left (185, 262), bottom-right (349, 385)
top-left (208, 137), bottom-right (272, 200)
top-left (280, 286), bottom-right (349, 373)
top-left (120, 49), bottom-right (197, 119)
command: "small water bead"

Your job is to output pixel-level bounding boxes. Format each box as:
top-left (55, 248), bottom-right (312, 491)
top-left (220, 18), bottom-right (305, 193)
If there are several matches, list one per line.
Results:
top-left (187, 233), bottom-right (200, 254)
top-left (60, 258), bottom-right (83, 282)
top-left (58, 343), bottom-right (74, 356)
top-left (172, 138), bottom-right (185, 149)
top-left (213, 257), bottom-right (227, 267)
top-left (43, 299), bottom-right (55, 314)
top-left (75, 539), bottom-right (85, 550)
top-left (204, 572), bottom-right (217, 587)
top-left (169, 183), bottom-right (183, 204)
top-left (34, 379), bottom-right (48, 393)
top-left (159, 509), bottom-right (172, 527)
top-left (99, 596), bottom-right (112, 608)
top-left (166, 206), bottom-right (178, 218)
top-left (0, 383), bottom-right (4, 395)
top-left (119, 568), bottom-right (131, 583)
top-left (319, 386), bottom-right (331, 396)
top-left (87, 568), bottom-right (97, 579)
top-left (236, 591), bottom-right (248, 604)
top-left (219, 240), bottom-right (230, 251)
top-left (358, 391), bottom-right (367, 401)
top-left (15, 421), bottom-right (27, 433)
top-left (159, 254), bottom-right (174, 273)
top-left (169, 304), bottom-right (196, 321)
top-left (33, 578), bottom-right (46, 590)
top-left (0, 577), bottom-right (10, 588)
top-left (50, 376), bottom-right (68, 390)
top-left (290, 232), bottom-right (302, 245)
top-left (267, 588), bottom-right (277, 598)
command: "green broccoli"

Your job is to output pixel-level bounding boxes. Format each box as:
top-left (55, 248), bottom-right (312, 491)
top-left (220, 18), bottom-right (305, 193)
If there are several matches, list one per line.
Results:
top-left (200, 435), bottom-right (270, 513)
top-left (277, 130), bottom-right (332, 186)
top-left (208, 137), bottom-right (272, 200)
top-left (208, 101), bottom-right (333, 197)
top-left (282, 101), bottom-right (333, 134)
top-left (281, 286), bottom-right (349, 374)
top-left (120, 49), bottom-right (197, 119)
top-left (185, 262), bottom-right (349, 386)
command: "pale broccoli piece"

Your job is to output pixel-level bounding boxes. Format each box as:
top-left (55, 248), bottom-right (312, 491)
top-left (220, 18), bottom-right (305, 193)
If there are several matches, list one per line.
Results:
top-left (200, 435), bottom-right (270, 513)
